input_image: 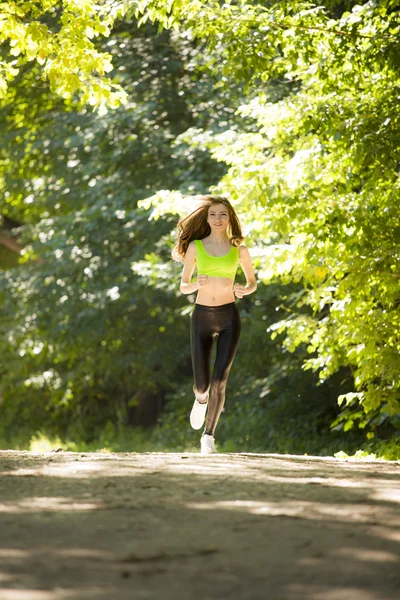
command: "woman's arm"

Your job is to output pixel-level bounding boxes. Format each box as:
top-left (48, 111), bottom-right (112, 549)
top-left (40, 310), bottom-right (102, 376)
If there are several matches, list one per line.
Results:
top-left (234, 244), bottom-right (257, 298)
top-left (180, 241), bottom-right (204, 294)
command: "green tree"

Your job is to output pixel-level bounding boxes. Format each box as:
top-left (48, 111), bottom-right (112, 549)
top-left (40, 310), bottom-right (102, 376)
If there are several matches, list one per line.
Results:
top-left (0, 14), bottom-right (244, 443)
top-left (0, 0), bottom-right (127, 111)
top-left (134, 0), bottom-right (400, 441)
top-left (2, 0), bottom-right (399, 456)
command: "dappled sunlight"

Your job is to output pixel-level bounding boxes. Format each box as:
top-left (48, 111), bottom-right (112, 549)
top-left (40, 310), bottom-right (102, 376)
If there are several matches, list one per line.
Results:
top-left (0, 548), bottom-right (112, 560)
top-left (0, 451), bottom-right (399, 599)
top-left (0, 573), bottom-right (15, 584)
top-left (167, 456), bottom-right (257, 477)
top-left (254, 474), bottom-right (369, 487)
top-left (1, 452), bottom-right (399, 486)
top-left (284, 585), bottom-right (382, 600)
top-left (371, 487), bottom-right (400, 503)
top-left (0, 496), bottom-right (102, 513)
top-left (0, 588), bottom-right (106, 600)
top-left (0, 460), bottom-right (110, 479)
top-left (1, 452), bottom-right (305, 480)
top-left (371, 526), bottom-right (400, 543)
top-left (246, 474), bottom-right (400, 496)
top-left (52, 548), bottom-right (113, 559)
top-left (185, 498), bottom-right (400, 526)
top-left (0, 591), bottom-right (57, 600)
top-left (1, 0), bottom-right (400, 597)
top-left (0, 550), bottom-right (28, 559)
top-left (333, 548), bottom-right (399, 563)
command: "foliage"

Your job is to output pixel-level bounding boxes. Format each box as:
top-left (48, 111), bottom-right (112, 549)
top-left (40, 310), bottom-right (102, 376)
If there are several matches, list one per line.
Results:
top-left (134, 0), bottom-right (400, 439)
top-left (1, 0), bottom-right (400, 456)
top-left (0, 246), bottom-right (18, 269)
top-left (2, 421), bottom-right (397, 459)
top-left (0, 15), bottom-right (244, 443)
top-left (0, 0), bottom-right (129, 111)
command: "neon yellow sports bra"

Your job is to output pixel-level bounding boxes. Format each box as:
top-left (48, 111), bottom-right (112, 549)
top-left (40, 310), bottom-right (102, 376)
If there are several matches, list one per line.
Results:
top-left (194, 239), bottom-right (239, 280)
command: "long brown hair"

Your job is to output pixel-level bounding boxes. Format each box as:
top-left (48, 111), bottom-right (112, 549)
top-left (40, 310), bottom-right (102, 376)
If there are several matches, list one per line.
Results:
top-left (172, 196), bottom-right (244, 262)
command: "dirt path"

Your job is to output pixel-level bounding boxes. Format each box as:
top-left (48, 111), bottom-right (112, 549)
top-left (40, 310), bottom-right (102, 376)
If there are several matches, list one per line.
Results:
top-left (0, 450), bottom-right (399, 600)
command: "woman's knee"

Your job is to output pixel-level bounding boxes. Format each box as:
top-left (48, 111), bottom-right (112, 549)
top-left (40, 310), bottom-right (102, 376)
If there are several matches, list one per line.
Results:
top-left (193, 384), bottom-right (209, 400)
top-left (210, 378), bottom-right (227, 395)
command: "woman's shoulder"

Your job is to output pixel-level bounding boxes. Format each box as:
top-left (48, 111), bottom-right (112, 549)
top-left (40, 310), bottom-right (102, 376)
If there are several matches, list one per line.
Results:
top-left (187, 240), bottom-right (199, 254)
top-left (238, 242), bottom-right (250, 259)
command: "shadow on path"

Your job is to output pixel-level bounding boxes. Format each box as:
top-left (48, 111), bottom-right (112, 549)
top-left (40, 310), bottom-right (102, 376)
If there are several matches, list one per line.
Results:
top-left (0, 450), bottom-right (399, 600)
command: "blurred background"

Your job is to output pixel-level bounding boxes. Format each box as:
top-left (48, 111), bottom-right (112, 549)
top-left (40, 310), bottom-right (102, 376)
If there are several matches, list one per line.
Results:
top-left (1, 1), bottom-right (399, 458)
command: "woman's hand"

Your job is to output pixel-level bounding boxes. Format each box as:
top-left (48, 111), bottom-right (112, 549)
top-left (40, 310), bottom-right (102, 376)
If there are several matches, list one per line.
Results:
top-left (234, 283), bottom-right (245, 298)
top-left (197, 274), bottom-right (209, 288)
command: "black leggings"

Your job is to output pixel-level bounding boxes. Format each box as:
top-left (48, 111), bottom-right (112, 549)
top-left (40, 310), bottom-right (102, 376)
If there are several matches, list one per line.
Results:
top-left (190, 302), bottom-right (241, 436)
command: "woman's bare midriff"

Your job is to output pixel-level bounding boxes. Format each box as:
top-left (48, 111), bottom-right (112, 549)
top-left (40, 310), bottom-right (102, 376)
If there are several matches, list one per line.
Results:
top-left (196, 276), bottom-right (235, 306)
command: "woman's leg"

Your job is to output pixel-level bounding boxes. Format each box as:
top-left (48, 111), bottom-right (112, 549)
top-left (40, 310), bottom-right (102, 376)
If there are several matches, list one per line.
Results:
top-left (190, 305), bottom-right (214, 400)
top-left (204, 305), bottom-right (241, 436)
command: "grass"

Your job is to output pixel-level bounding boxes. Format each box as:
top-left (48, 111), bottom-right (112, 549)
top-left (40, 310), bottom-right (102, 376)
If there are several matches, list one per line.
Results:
top-left (0, 428), bottom-right (398, 461)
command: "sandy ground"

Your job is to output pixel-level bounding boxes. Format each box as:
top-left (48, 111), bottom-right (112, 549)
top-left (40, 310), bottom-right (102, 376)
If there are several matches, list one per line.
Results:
top-left (0, 450), bottom-right (399, 600)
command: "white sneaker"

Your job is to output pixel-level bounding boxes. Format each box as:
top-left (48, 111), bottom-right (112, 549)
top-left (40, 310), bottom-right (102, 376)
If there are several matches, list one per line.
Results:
top-left (201, 434), bottom-right (217, 454)
top-left (190, 398), bottom-right (208, 430)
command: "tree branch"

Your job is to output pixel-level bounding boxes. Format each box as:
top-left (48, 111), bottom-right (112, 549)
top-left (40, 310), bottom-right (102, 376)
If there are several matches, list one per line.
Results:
top-left (0, 230), bottom-right (23, 255)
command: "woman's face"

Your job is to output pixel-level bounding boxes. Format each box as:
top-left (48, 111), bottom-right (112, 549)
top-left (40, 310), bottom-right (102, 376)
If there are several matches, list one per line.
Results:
top-left (207, 203), bottom-right (230, 232)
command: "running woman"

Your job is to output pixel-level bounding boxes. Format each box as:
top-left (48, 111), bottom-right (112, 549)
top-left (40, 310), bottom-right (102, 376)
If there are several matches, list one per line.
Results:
top-left (172, 196), bottom-right (257, 454)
